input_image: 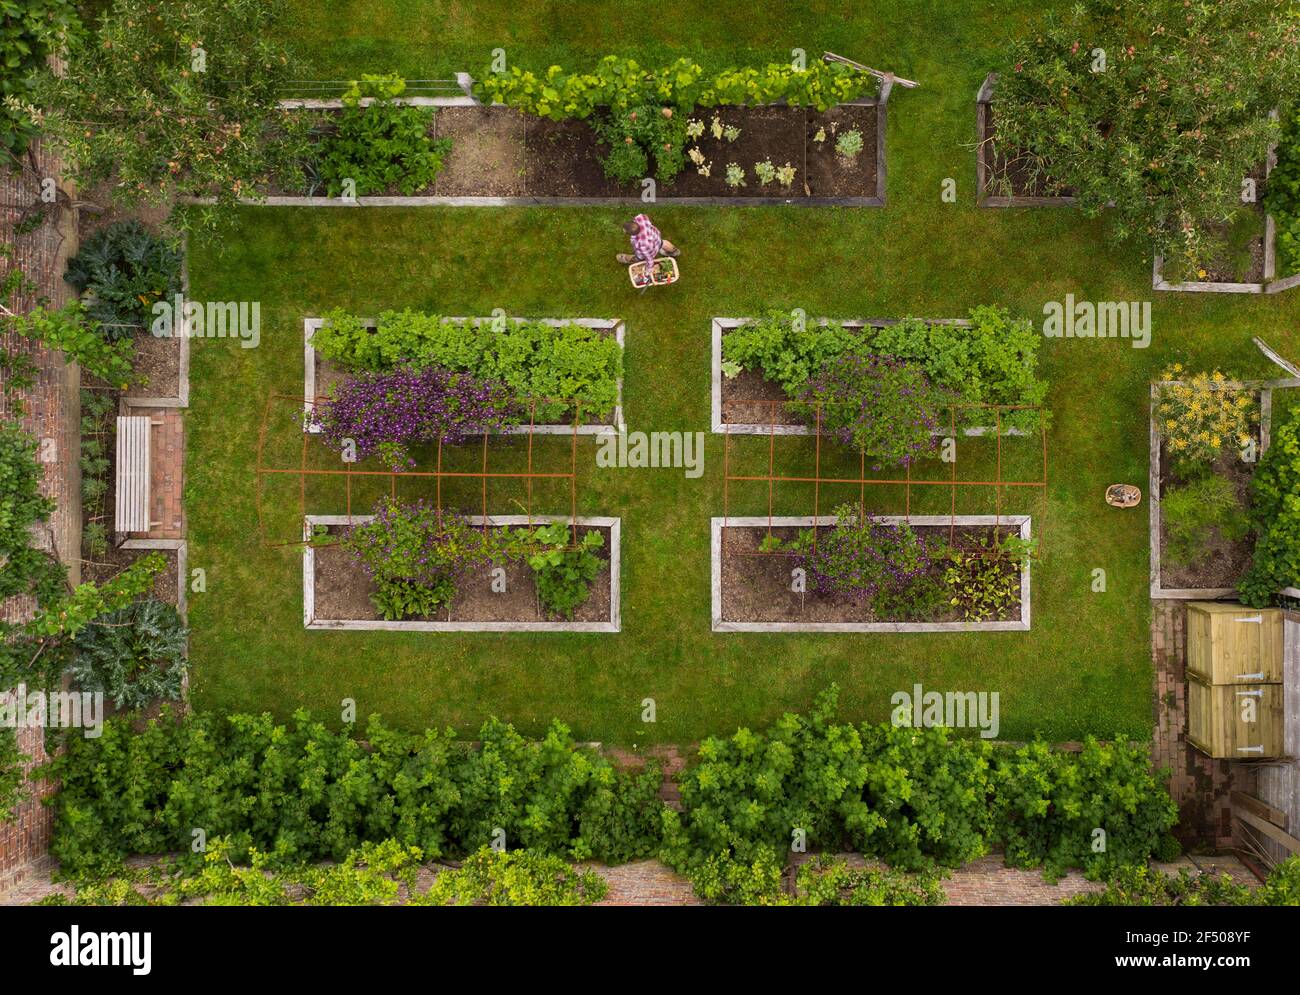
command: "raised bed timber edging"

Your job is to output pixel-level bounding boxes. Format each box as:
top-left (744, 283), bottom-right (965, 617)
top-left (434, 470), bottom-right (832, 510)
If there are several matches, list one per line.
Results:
top-left (975, 73), bottom-right (1076, 209)
top-left (123, 232), bottom-right (191, 408)
top-left (711, 317), bottom-right (1029, 437)
top-left (711, 514), bottom-right (1032, 632)
top-left (242, 92), bottom-right (888, 208)
top-left (304, 316), bottom-right (625, 436)
top-left (1152, 221), bottom-right (1300, 295)
top-left (1147, 381), bottom-right (1286, 599)
top-left (303, 514), bottom-right (622, 633)
top-left (1151, 128), bottom-right (1291, 294)
top-left (120, 538), bottom-right (189, 622)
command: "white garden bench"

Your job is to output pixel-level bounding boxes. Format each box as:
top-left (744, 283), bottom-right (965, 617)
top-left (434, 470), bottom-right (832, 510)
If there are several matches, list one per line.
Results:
top-left (115, 415), bottom-right (154, 533)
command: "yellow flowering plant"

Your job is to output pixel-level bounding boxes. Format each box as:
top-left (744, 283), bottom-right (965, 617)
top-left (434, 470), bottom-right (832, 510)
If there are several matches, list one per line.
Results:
top-left (1156, 364), bottom-right (1257, 467)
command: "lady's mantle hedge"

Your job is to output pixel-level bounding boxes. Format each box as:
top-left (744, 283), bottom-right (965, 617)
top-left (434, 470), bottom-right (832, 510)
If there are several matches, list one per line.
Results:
top-left (315, 309), bottom-right (622, 424)
top-left (48, 710), bottom-right (663, 877)
top-left (47, 686), bottom-right (1177, 885)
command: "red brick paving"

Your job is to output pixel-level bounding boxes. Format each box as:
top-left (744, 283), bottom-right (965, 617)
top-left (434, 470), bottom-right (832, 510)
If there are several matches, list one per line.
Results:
top-left (1151, 600), bottom-right (1235, 848)
top-left (124, 405), bottom-right (185, 539)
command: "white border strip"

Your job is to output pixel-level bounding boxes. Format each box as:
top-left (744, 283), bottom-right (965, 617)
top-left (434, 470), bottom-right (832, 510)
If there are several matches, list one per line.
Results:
top-left (710, 317), bottom-right (1029, 437)
top-left (304, 316), bottom-right (624, 436)
top-left (303, 514), bottom-right (621, 633)
top-left (711, 514), bottom-right (1031, 632)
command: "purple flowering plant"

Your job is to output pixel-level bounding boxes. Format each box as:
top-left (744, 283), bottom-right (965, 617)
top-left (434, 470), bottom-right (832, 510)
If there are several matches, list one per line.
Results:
top-left (795, 352), bottom-right (949, 469)
top-left (319, 366), bottom-right (521, 470)
top-left (791, 505), bottom-right (947, 616)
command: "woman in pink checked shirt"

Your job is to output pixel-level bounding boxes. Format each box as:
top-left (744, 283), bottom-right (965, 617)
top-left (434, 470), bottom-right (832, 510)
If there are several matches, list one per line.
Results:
top-left (615, 214), bottom-right (681, 265)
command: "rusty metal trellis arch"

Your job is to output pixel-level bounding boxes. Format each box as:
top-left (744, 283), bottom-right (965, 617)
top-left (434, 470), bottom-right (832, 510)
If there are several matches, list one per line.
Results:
top-left (254, 391), bottom-right (589, 549)
top-left (721, 397), bottom-right (1050, 559)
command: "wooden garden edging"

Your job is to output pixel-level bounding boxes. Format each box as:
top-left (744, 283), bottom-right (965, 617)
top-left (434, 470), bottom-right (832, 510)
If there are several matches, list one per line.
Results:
top-left (1151, 120), bottom-right (1295, 294)
top-left (1148, 377), bottom-right (1300, 599)
top-left (710, 316), bottom-right (1030, 437)
top-left (975, 73), bottom-right (1076, 209)
top-left (250, 98), bottom-right (888, 208)
top-left (303, 514), bottom-right (622, 633)
top-left (241, 60), bottom-right (903, 208)
top-left (711, 514), bottom-right (1033, 633)
top-left (303, 316), bottom-right (625, 436)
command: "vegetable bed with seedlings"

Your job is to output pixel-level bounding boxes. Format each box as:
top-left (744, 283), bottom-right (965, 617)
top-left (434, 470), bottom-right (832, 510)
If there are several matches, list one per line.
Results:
top-left (1149, 369), bottom-right (1266, 597)
top-left (272, 102), bottom-right (880, 203)
top-left (712, 513), bottom-right (1033, 633)
top-left (304, 314), bottom-right (624, 435)
top-left (712, 308), bottom-right (1047, 436)
top-left (262, 60), bottom-right (897, 205)
top-left (304, 514), bottom-right (621, 632)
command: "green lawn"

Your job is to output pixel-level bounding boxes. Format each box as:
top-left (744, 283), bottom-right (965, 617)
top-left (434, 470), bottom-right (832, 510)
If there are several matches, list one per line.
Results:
top-left (183, 1), bottom-right (1300, 746)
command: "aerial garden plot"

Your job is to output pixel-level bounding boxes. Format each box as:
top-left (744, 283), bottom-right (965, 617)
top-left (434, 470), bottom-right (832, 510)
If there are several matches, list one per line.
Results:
top-left (2, 0), bottom-right (1300, 922)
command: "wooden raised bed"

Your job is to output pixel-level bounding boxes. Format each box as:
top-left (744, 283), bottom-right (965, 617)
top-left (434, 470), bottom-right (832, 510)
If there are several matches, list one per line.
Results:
top-left (1148, 381), bottom-right (1275, 599)
top-left (975, 73), bottom-right (1076, 209)
top-left (711, 316), bottom-right (1031, 437)
top-left (304, 514), bottom-right (621, 633)
top-left (711, 514), bottom-right (1032, 633)
top-left (258, 93), bottom-right (889, 207)
top-left (304, 316), bottom-right (625, 436)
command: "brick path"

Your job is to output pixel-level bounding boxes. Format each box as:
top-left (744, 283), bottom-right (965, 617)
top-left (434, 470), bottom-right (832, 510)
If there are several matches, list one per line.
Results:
top-left (1151, 600), bottom-right (1235, 848)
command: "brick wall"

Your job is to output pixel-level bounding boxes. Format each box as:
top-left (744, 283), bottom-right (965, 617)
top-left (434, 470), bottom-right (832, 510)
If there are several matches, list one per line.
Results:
top-left (0, 140), bottom-right (80, 893)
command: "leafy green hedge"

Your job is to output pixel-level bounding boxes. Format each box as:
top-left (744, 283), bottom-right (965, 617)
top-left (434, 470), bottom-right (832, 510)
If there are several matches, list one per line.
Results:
top-left (662, 686), bottom-right (1177, 883)
top-left (47, 710), bottom-right (664, 877)
top-left (473, 56), bottom-right (877, 119)
top-left (314, 309), bottom-right (623, 423)
top-left (1266, 105), bottom-right (1300, 278)
top-left (49, 687), bottom-right (1178, 888)
top-left (1067, 857), bottom-right (1300, 906)
top-left (721, 306), bottom-right (1048, 431)
top-left (1239, 404), bottom-right (1300, 605)
top-left (0, 0), bottom-right (81, 156)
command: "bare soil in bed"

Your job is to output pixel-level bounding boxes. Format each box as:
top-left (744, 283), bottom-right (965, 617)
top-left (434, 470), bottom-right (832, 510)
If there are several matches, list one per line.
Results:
top-left (720, 524), bottom-right (1022, 624)
top-left (804, 104), bottom-right (878, 197)
top-left (83, 545), bottom-right (180, 607)
top-left (312, 524), bottom-right (612, 624)
top-left (434, 106), bottom-right (527, 196)
top-left (130, 333), bottom-right (181, 397)
top-left (980, 103), bottom-right (1075, 199)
